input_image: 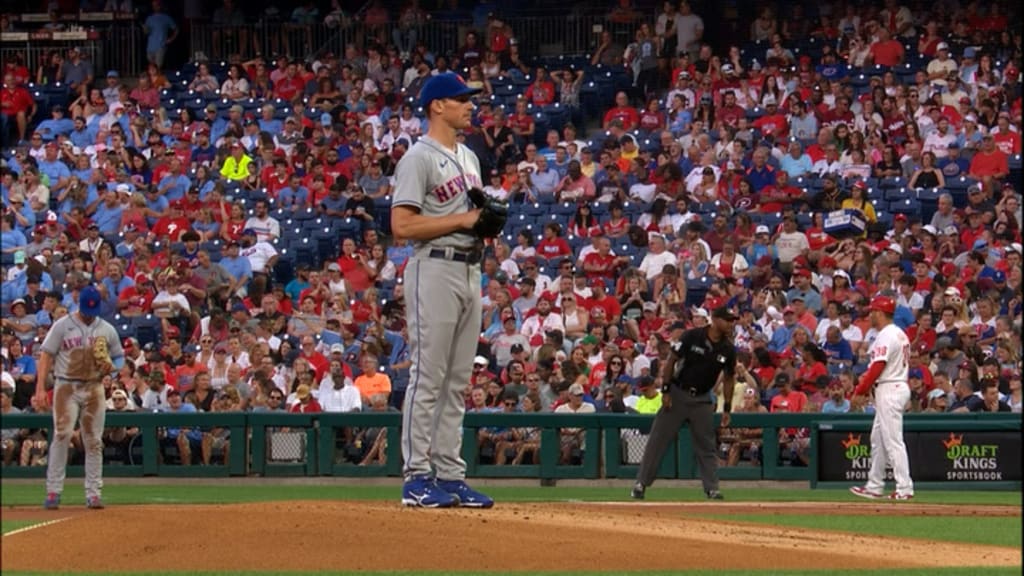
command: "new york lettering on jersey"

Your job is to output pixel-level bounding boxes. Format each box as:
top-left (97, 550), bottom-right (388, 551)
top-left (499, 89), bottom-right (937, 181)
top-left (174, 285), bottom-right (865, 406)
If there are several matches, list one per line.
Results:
top-left (432, 173), bottom-right (482, 203)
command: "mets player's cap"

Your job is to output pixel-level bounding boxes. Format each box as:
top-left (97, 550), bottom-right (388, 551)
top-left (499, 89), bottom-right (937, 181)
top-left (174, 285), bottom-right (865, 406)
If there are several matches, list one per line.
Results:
top-left (79, 285), bottom-right (103, 316)
top-left (418, 72), bottom-right (482, 108)
top-left (711, 306), bottom-right (739, 321)
top-left (868, 295), bottom-right (896, 315)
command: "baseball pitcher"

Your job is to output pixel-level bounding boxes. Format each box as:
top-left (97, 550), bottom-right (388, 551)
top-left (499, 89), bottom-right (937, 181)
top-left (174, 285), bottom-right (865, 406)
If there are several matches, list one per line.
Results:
top-left (391, 73), bottom-right (505, 508)
top-left (850, 296), bottom-right (914, 500)
top-left (35, 285), bottom-right (124, 510)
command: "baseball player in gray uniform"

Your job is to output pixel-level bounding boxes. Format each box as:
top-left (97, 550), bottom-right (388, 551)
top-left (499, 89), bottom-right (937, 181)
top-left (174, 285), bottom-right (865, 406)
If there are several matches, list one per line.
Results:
top-left (35, 285), bottom-right (124, 510)
top-left (391, 72), bottom-right (495, 508)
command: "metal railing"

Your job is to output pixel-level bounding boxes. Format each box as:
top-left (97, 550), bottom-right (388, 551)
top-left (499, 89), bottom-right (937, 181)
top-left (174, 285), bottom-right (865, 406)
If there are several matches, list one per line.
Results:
top-left (1, 14), bottom-right (145, 79)
top-left (189, 13), bottom-right (640, 64)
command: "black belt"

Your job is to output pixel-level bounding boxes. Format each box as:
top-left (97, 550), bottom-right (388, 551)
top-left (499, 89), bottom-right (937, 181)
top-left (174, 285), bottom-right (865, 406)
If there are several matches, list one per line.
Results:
top-left (428, 247), bottom-right (482, 264)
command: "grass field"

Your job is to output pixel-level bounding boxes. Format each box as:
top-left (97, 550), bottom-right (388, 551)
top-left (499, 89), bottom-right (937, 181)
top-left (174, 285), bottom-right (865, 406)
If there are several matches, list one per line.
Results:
top-left (2, 482), bottom-right (1020, 576)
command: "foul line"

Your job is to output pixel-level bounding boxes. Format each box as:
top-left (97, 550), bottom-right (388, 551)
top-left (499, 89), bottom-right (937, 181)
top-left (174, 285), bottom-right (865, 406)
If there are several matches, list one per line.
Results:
top-left (3, 517), bottom-right (72, 538)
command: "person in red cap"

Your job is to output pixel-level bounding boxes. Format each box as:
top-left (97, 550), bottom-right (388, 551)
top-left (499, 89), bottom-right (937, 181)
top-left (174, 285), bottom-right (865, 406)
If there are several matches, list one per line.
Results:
top-left (850, 295), bottom-right (915, 500)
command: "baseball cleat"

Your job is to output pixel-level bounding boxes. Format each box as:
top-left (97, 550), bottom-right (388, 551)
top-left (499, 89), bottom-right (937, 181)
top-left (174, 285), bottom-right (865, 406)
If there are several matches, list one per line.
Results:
top-left (401, 475), bottom-right (458, 508)
top-left (43, 492), bottom-right (61, 510)
top-left (888, 492), bottom-right (914, 501)
top-left (436, 479), bottom-right (494, 508)
top-left (705, 489), bottom-right (724, 500)
top-left (631, 482), bottom-right (645, 500)
top-left (849, 486), bottom-right (885, 499)
top-left (86, 496), bottom-right (105, 509)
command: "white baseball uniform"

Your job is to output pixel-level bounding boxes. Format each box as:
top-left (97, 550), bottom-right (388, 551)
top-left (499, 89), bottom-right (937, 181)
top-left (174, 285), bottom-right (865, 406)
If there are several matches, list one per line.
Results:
top-left (864, 323), bottom-right (914, 497)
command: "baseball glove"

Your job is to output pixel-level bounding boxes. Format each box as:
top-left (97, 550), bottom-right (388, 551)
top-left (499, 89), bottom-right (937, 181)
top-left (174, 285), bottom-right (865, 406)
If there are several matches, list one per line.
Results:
top-left (467, 187), bottom-right (508, 238)
top-left (93, 336), bottom-right (114, 376)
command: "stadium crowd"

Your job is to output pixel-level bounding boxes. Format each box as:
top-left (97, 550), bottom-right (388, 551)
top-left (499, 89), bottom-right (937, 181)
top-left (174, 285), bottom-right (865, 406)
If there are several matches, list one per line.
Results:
top-left (1, 0), bottom-right (1021, 468)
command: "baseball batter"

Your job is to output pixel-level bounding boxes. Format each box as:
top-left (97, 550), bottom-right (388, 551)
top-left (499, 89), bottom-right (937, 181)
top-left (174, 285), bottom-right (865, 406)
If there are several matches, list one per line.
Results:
top-left (34, 285), bottom-right (124, 510)
top-left (391, 73), bottom-right (505, 508)
top-left (850, 295), bottom-right (914, 500)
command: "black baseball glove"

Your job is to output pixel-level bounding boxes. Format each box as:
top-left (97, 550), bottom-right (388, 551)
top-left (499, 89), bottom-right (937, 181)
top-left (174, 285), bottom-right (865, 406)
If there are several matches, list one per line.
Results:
top-left (467, 187), bottom-right (508, 238)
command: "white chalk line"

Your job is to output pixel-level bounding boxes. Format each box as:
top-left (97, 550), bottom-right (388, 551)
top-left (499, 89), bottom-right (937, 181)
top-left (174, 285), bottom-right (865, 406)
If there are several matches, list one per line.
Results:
top-left (3, 517), bottom-right (72, 538)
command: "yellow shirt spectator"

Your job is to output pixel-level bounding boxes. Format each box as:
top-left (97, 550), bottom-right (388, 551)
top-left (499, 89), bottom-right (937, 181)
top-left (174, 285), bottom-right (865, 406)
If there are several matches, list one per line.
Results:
top-left (220, 144), bottom-right (252, 182)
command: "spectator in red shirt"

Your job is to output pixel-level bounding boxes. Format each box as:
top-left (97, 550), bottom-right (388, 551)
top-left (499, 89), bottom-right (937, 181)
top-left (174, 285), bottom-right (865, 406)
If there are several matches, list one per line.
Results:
top-left (536, 222), bottom-right (572, 260)
top-left (1, 72), bottom-right (36, 142)
top-left (968, 135), bottom-right (1009, 193)
top-left (603, 91), bottom-right (640, 131)
top-left (524, 67), bottom-right (556, 107)
top-left (868, 26), bottom-right (905, 67)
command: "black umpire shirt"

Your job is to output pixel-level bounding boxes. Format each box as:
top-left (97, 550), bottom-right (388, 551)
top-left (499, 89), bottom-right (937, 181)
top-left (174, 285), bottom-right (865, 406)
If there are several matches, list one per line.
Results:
top-left (667, 327), bottom-right (737, 394)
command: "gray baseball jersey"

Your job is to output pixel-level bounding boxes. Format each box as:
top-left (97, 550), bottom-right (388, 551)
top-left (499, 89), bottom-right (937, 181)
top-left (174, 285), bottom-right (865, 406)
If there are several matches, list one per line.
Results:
top-left (393, 134), bottom-right (485, 484)
top-left (40, 314), bottom-right (123, 380)
top-left (391, 135), bottom-right (483, 250)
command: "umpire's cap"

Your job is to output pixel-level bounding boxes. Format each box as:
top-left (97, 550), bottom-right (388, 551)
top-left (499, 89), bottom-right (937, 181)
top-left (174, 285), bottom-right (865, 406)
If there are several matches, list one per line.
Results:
top-left (79, 285), bottom-right (103, 317)
top-left (419, 73), bottom-right (481, 108)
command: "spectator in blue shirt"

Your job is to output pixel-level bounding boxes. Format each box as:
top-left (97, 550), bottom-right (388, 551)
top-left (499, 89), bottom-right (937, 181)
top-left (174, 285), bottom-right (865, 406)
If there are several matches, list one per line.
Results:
top-left (144, 187), bottom-right (169, 226)
top-left (143, 1), bottom-right (178, 68)
top-left (279, 174), bottom-right (309, 211)
top-left (69, 116), bottom-right (96, 148)
top-left (318, 183), bottom-right (348, 218)
top-left (822, 325), bottom-right (854, 364)
top-left (35, 105), bottom-right (75, 141)
top-left (156, 157), bottom-right (191, 202)
top-left (36, 142), bottom-right (71, 194)
top-left (218, 241), bottom-right (252, 295)
top-left (1, 215), bottom-right (27, 254)
top-left (92, 188), bottom-right (124, 234)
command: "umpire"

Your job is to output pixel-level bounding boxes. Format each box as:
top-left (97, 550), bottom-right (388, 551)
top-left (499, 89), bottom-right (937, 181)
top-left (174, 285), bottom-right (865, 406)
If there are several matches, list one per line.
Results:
top-left (632, 306), bottom-right (738, 500)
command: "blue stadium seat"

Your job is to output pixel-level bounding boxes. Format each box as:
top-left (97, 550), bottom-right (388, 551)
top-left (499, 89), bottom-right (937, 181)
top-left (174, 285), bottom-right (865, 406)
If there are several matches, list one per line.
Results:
top-left (888, 198), bottom-right (921, 214)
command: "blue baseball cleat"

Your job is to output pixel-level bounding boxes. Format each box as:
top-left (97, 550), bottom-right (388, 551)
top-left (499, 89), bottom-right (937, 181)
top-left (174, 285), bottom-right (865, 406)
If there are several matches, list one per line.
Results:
top-left (43, 492), bottom-right (61, 510)
top-left (436, 479), bottom-right (494, 508)
top-left (401, 475), bottom-right (458, 508)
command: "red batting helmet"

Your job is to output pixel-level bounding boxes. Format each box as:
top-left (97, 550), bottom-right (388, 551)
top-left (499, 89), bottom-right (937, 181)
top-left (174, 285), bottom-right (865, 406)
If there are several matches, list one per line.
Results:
top-left (868, 296), bottom-right (896, 315)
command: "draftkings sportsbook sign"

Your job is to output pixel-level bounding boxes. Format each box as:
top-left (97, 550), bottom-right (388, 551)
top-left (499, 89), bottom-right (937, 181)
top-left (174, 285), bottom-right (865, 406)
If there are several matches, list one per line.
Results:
top-left (818, 430), bottom-right (1022, 483)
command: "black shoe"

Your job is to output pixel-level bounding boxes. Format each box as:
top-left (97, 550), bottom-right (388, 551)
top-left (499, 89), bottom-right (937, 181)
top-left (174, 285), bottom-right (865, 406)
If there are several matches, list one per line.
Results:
top-left (705, 489), bottom-right (724, 500)
top-left (631, 482), bottom-right (645, 500)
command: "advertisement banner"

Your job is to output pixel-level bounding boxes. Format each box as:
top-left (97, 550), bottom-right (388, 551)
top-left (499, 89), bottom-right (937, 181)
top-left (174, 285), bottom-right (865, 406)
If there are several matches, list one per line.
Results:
top-left (817, 430), bottom-right (1022, 483)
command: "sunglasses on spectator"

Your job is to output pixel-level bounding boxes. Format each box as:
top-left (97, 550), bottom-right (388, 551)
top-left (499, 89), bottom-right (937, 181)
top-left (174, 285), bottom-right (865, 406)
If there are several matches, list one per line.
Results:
top-left (504, 401), bottom-right (517, 407)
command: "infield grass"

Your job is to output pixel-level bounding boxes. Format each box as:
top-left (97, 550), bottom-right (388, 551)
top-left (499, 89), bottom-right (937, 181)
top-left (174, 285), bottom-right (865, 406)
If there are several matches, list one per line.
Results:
top-left (697, 514), bottom-right (1023, 548)
top-left (2, 565), bottom-right (1024, 569)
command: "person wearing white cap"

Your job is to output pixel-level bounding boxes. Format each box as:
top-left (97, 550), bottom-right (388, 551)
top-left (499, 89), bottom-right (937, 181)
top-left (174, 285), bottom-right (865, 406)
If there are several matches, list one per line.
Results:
top-left (926, 42), bottom-right (957, 88)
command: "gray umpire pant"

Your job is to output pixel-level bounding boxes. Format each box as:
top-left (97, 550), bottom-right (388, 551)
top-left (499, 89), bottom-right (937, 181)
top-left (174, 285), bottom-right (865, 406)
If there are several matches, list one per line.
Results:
top-left (636, 385), bottom-right (719, 493)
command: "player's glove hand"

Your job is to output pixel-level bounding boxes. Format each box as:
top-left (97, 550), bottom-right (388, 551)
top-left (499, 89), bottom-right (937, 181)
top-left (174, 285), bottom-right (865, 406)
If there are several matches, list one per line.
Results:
top-left (93, 336), bottom-right (114, 375)
top-left (467, 187), bottom-right (508, 239)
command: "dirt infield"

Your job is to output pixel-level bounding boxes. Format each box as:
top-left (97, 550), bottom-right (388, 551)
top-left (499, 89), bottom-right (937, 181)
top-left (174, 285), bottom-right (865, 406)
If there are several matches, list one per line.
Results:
top-left (2, 501), bottom-right (1021, 572)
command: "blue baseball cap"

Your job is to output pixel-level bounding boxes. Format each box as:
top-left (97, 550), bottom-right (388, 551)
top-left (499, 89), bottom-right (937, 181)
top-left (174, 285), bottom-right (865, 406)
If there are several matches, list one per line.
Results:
top-left (320, 112), bottom-right (333, 126)
top-left (418, 72), bottom-right (481, 108)
top-left (79, 285), bottom-right (103, 316)
top-left (993, 270), bottom-right (1006, 283)
top-left (909, 368), bottom-right (923, 379)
